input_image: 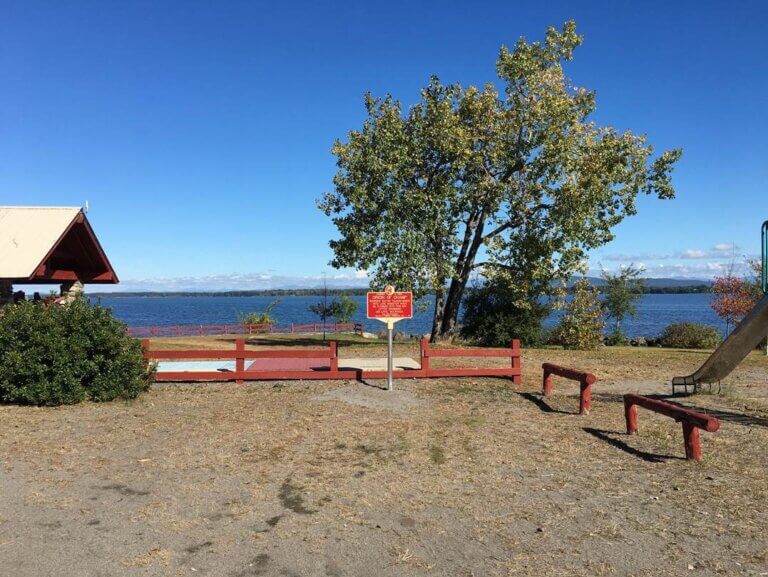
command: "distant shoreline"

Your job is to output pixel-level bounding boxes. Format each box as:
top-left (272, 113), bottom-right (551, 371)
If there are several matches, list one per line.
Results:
top-left (88, 284), bottom-right (713, 298)
top-left (88, 288), bottom-right (371, 298)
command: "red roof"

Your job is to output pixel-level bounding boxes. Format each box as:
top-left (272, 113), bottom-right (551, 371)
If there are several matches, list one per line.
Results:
top-left (1, 207), bottom-right (118, 284)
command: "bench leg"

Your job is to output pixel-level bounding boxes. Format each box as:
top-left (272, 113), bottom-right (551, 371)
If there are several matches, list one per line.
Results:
top-left (624, 401), bottom-right (638, 434)
top-left (682, 422), bottom-right (702, 460)
top-left (579, 381), bottom-right (591, 415)
top-left (543, 372), bottom-right (552, 396)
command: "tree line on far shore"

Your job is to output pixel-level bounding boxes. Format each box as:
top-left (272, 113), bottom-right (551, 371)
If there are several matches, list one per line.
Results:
top-left (89, 281), bottom-right (712, 299)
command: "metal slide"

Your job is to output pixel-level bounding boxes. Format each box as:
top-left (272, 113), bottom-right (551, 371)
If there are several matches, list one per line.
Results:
top-left (672, 292), bottom-right (768, 392)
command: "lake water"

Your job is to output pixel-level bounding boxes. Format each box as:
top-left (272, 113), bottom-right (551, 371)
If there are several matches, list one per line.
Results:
top-left (94, 293), bottom-right (724, 338)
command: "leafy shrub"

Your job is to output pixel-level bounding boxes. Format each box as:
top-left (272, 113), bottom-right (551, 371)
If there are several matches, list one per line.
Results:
top-left (460, 281), bottom-right (550, 347)
top-left (600, 265), bottom-right (644, 338)
top-left (330, 294), bottom-right (359, 322)
top-left (238, 298), bottom-right (281, 326)
top-left (0, 299), bottom-right (153, 406)
top-left (659, 322), bottom-right (721, 349)
top-left (553, 278), bottom-right (604, 350)
top-left (604, 329), bottom-right (628, 346)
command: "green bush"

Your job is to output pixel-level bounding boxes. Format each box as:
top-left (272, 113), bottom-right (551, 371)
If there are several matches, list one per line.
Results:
top-left (659, 322), bottom-right (721, 349)
top-left (0, 299), bottom-right (153, 406)
top-left (553, 278), bottom-right (605, 350)
top-left (460, 281), bottom-right (550, 347)
top-left (238, 298), bottom-right (281, 326)
top-left (604, 329), bottom-right (628, 346)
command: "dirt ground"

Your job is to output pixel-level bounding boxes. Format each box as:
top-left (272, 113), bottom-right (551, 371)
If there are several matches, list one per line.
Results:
top-left (1, 337), bottom-right (766, 577)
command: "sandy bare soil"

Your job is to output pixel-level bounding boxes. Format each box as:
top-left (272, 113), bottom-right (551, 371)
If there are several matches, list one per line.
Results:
top-left (1, 338), bottom-right (766, 576)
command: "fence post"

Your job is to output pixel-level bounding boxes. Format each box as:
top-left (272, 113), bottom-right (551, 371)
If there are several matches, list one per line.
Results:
top-left (624, 397), bottom-right (639, 434)
top-left (543, 367), bottom-right (553, 396)
top-left (420, 338), bottom-right (430, 377)
top-left (682, 422), bottom-right (701, 460)
top-left (579, 380), bottom-right (592, 415)
top-left (329, 341), bottom-right (338, 372)
top-left (511, 339), bottom-right (521, 386)
top-left (235, 338), bottom-right (245, 385)
top-left (141, 339), bottom-right (150, 370)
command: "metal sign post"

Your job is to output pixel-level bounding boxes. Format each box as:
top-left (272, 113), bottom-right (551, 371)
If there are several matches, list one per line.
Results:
top-left (366, 286), bottom-right (413, 392)
top-left (387, 320), bottom-right (394, 391)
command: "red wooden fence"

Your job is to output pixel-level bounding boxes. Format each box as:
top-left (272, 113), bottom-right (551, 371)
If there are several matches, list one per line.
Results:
top-left (128, 321), bottom-right (363, 338)
top-left (623, 393), bottom-right (720, 460)
top-left (418, 338), bottom-right (522, 384)
top-left (542, 363), bottom-right (597, 415)
top-left (142, 337), bottom-right (522, 383)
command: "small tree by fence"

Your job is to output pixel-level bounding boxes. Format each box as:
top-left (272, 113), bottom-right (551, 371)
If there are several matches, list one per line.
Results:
top-left (554, 278), bottom-right (604, 350)
top-left (711, 261), bottom-right (762, 334)
top-left (331, 294), bottom-right (358, 322)
top-left (238, 298), bottom-right (281, 326)
top-left (601, 265), bottom-right (644, 344)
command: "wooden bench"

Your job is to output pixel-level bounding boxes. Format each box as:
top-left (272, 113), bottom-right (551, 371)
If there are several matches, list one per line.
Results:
top-left (623, 393), bottom-right (720, 460)
top-left (542, 363), bottom-right (597, 415)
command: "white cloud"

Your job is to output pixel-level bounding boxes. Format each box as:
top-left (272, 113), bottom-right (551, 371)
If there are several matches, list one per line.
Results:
top-left (680, 249), bottom-right (707, 259)
top-left (602, 253), bottom-right (668, 261)
top-left (595, 260), bottom-right (751, 279)
top-left (91, 270), bottom-right (371, 292)
top-left (603, 242), bottom-right (745, 263)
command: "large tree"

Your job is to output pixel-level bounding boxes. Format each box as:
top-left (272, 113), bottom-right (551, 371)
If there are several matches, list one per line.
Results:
top-left (319, 21), bottom-right (682, 341)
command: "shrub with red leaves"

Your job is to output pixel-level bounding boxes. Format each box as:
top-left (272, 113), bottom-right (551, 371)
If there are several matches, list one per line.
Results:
top-left (711, 275), bottom-right (758, 333)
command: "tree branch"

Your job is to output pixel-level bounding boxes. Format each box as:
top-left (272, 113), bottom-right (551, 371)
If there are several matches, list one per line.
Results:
top-left (481, 202), bottom-right (552, 241)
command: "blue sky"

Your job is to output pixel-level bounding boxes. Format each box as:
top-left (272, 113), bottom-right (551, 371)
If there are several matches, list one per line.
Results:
top-left (1, 0), bottom-right (766, 290)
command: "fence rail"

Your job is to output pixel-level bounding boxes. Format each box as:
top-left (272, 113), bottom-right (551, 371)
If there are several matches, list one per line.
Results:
top-left (417, 338), bottom-right (522, 384)
top-left (128, 321), bottom-right (363, 338)
top-left (142, 337), bottom-right (522, 383)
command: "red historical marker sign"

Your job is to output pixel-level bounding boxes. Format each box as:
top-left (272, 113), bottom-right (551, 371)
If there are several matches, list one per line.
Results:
top-left (367, 287), bottom-right (413, 321)
top-left (367, 285), bottom-right (412, 392)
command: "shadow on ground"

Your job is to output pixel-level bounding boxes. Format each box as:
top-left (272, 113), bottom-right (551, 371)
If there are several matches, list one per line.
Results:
top-left (583, 427), bottom-right (683, 463)
top-left (516, 392), bottom-right (574, 415)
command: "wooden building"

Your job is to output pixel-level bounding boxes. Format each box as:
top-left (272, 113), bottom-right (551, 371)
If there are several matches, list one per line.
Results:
top-left (0, 206), bottom-right (118, 303)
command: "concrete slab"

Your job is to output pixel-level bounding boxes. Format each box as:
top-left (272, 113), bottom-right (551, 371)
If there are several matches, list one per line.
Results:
top-left (338, 357), bottom-right (421, 371)
top-left (156, 361), bottom-right (236, 373)
top-left (247, 358), bottom-right (329, 371)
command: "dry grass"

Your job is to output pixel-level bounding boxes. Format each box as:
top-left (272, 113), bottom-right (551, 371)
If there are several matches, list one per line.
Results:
top-left (0, 337), bottom-right (766, 576)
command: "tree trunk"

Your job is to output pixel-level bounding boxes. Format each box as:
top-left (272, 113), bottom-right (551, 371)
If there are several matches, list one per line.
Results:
top-left (439, 276), bottom-right (467, 338)
top-left (435, 214), bottom-right (486, 340)
top-left (430, 288), bottom-right (445, 342)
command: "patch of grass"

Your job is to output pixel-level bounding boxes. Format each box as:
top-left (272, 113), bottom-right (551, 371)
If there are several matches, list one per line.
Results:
top-left (696, 382), bottom-right (740, 402)
top-left (356, 443), bottom-right (383, 456)
top-left (463, 414), bottom-right (486, 430)
top-left (454, 386), bottom-right (477, 395)
top-left (353, 436), bottom-right (410, 465)
top-left (428, 443), bottom-right (446, 465)
top-left (642, 425), bottom-right (675, 454)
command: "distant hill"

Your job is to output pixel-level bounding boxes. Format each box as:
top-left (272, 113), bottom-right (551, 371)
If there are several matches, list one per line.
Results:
top-left (579, 277), bottom-right (710, 288)
top-left (569, 277), bottom-right (711, 294)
